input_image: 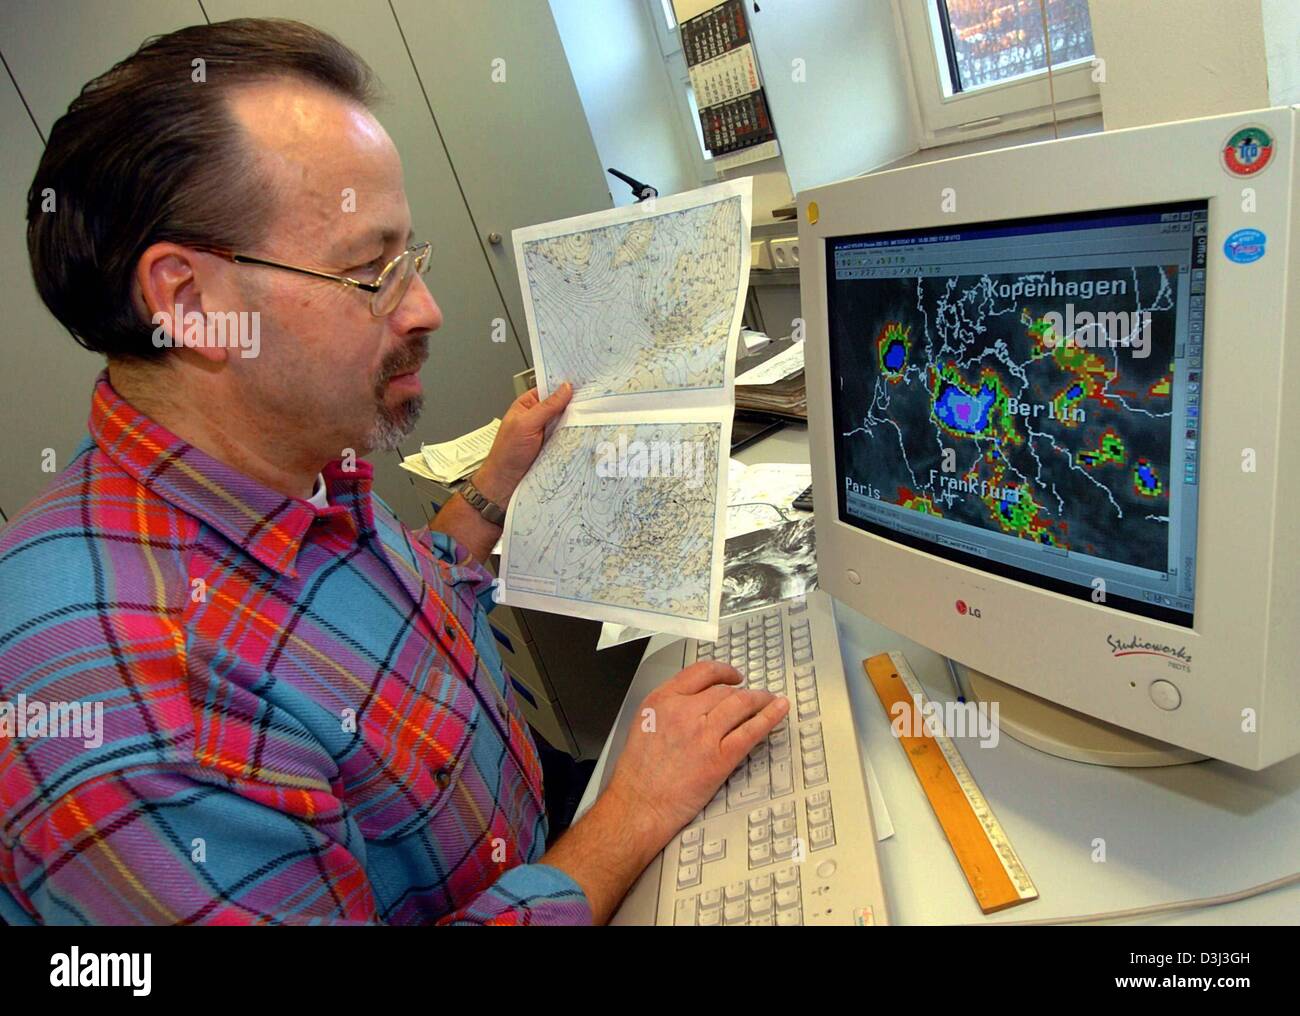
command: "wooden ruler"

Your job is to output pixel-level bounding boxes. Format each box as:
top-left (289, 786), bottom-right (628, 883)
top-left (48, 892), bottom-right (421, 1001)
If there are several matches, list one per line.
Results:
top-left (864, 651), bottom-right (1037, 914)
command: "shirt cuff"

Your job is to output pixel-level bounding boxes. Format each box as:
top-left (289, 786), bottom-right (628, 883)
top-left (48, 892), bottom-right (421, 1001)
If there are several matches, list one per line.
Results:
top-left (440, 863), bottom-right (594, 926)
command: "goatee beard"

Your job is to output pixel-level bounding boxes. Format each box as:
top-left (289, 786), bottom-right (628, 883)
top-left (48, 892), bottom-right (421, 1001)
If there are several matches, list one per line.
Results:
top-left (367, 394), bottom-right (423, 452)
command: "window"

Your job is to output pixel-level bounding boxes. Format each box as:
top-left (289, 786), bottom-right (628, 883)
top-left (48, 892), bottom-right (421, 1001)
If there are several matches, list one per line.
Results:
top-left (937, 0), bottom-right (1095, 95)
top-left (900, 0), bottom-right (1101, 146)
top-left (646, 0), bottom-right (717, 179)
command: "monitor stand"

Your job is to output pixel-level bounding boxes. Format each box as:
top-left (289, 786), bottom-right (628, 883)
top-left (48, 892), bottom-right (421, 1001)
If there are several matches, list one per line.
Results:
top-left (953, 662), bottom-right (1207, 768)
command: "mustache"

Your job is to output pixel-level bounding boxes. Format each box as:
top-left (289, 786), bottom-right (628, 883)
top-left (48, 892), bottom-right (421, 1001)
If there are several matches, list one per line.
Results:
top-left (378, 335), bottom-right (429, 383)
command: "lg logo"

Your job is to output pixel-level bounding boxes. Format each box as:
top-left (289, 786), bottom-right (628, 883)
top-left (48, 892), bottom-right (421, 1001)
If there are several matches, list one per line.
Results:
top-left (955, 599), bottom-right (982, 618)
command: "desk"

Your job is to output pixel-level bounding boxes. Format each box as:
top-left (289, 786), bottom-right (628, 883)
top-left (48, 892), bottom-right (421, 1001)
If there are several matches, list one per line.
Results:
top-left (577, 423), bottom-right (1300, 924)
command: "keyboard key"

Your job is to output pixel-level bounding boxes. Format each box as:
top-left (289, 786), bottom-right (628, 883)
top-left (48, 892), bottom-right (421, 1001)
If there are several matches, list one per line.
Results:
top-left (805, 789), bottom-right (831, 808)
top-left (774, 799), bottom-right (796, 818)
top-left (729, 784), bottom-right (767, 808)
top-left (776, 886), bottom-right (801, 910)
top-left (774, 865), bottom-right (799, 887)
top-left (802, 748), bottom-right (825, 768)
top-left (724, 901), bottom-right (747, 925)
top-left (810, 823), bottom-right (835, 850)
top-left (773, 835), bottom-right (794, 859)
top-left (677, 863), bottom-right (701, 889)
top-left (680, 844), bottom-right (700, 865)
top-left (749, 873), bottom-right (773, 894)
top-left (804, 763), bottom-right (828, 787)
top-left (681, 826), bottom-right (703, 846)
top-left (674, 896), bottom-right (698, 926)
top-left (725, 881), bottom-right (747, 902)
top-left (771, 760), bottom-right (793, 796)
top-left (699, 908), bottom-right (721, 926)
top-left (703, 838), bottom-right (725, 861)
top-left (772, 816), bottom-right (796, 838)
top-left (748, 842), bottom-right (771, 867)
top-left (776, 908), bottom-right (802, 926)
top-left (748, 823), bottom-right (771, 845)
top-left (748, 915), bottom-right (775, 926)
top-left (749, 892), bottom-right (773, 917)
top-left (701, 888), bottom-right (722, 908)
top-left (807, 805), bottom-right (832, 826)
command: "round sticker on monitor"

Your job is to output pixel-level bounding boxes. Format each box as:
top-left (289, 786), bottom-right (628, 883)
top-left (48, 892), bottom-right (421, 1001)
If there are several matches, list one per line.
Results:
top-left (1222, 124), bottom-right (1275, 176)
top-left (1224, 228), bottom-right (1267, 263)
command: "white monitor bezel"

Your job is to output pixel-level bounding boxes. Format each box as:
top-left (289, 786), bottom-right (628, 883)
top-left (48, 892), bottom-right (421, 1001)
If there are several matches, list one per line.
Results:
top-left (799, 107), bottom-right (1298, 768)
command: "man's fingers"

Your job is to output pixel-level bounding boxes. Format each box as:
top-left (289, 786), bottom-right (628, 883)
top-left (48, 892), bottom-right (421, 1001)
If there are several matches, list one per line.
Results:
top-left (516, 388), bottom-right (540, 411)
top-left (671, 659), bottom-right (743, 695)
top-left (706, 686), bottom-right (778, 738)
top-left (719, 697), bottom-right (790, 767)
top-left (526, 382), bottom-right (572, 427)
top-left (691, 682), bottom-right (739, 714)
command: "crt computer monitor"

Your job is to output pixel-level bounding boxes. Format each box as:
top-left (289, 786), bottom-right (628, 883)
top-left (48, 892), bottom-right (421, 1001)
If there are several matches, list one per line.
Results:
top-left (799, 107), bottom-right (1299, 770)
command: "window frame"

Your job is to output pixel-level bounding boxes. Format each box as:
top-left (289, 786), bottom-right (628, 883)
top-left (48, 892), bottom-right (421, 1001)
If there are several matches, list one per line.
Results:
top-left (646, 0), bottom-right (718, 184)
top-left (897, 0), bottom-right (1101, 148)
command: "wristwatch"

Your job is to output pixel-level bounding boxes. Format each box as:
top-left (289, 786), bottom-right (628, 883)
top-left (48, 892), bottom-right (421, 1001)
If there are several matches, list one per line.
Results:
top-left (459, 477), bottom-right (507, 526)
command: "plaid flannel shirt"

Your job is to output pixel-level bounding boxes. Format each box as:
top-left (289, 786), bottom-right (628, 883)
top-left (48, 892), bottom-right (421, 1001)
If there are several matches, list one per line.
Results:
top-left (0, 374), bottom-right (591, 925)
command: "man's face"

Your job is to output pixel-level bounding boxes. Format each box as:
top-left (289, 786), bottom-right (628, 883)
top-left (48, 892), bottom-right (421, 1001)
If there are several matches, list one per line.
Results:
top-left (218, 80), bottom-right (441, 459)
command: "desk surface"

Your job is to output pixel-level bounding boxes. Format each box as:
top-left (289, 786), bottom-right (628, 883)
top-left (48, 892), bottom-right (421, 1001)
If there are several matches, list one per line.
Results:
top-left (577, 422), bottom-right (1300, 924)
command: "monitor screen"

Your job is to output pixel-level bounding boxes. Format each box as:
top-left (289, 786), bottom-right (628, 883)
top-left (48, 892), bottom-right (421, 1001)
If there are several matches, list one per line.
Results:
top-left (826, 201), bottom-right (1207, 626)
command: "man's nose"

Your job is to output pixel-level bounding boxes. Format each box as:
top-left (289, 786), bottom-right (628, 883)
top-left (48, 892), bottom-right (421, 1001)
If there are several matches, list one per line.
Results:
top-left (392, 274), bottom-right (442, 336)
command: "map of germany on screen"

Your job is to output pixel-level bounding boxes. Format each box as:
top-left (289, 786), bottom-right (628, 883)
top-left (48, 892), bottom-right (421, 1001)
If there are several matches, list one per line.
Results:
top-left (828, 204), bottom-right (1206, 622)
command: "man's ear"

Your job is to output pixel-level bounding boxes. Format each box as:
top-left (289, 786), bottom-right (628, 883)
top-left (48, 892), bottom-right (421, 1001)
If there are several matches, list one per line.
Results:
top-left (134, 242), bottom-right (228, 365)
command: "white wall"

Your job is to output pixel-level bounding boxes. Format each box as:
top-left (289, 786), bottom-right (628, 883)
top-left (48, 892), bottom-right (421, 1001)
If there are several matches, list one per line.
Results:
top-left (744, 0), bottom-right (918, 196)
top-left (1090, 0), bottom-right (1271, 130)
top-left (1263, 0), bottom-right (1300, 105)
top-left (549, 0), bottom-right (700, 204)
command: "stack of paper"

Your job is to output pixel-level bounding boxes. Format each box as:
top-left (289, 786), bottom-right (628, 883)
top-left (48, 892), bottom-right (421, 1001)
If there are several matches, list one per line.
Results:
top-left (399, 418), bottom-right (500, 484)
top-left (735, 341), bottom-right (806, 418)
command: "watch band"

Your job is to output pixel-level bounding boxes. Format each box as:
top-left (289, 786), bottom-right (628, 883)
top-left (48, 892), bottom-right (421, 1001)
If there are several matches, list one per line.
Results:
top-left (459, 478), bottom-right (507, 526)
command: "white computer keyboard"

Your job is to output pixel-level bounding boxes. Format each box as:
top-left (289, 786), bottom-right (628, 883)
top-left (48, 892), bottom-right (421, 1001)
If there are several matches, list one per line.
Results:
top-left (606, 589), bottom-right (889, 925)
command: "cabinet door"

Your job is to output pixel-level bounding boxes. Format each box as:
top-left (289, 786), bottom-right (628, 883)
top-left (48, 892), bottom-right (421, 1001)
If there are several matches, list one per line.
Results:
top-left (390, 0), bottom-right (612, 361)
top-left (0, 1), bottom-right (204, 516)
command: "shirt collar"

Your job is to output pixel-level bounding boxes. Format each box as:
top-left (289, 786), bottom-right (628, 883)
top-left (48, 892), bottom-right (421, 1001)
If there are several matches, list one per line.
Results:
top-left (88, 372), bottom-right (375, 578)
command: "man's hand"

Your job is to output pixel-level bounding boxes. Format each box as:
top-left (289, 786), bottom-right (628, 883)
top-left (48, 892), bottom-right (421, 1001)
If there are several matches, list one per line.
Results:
top-left (540, 661), bottom-right (790, 922)
top-left (472, 383), bottom-right (572, 505)
top-left (605, 661), bottom-right (790, 846)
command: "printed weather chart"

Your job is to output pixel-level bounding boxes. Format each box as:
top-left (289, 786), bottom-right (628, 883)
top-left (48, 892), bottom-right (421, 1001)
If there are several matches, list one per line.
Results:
top-left (498, 179), bottom-right (752, 640)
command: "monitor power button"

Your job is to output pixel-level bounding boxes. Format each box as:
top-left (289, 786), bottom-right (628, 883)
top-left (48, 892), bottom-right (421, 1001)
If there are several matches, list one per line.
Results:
top-left (1149, 679), bottom-right (1182, 711)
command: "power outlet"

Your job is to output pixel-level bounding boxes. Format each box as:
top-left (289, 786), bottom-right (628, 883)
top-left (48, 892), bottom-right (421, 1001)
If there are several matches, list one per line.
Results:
top-left (771, 236), bottom-right (800, 268)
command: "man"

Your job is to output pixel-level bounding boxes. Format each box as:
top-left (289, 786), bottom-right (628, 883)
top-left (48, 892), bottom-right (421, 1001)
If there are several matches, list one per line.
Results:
top-left (0, 19), bottom-right (787, 925)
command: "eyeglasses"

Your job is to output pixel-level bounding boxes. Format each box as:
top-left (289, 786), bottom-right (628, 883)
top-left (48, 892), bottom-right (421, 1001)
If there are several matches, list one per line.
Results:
top-left (197, 241), bottom-right (432, 317)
